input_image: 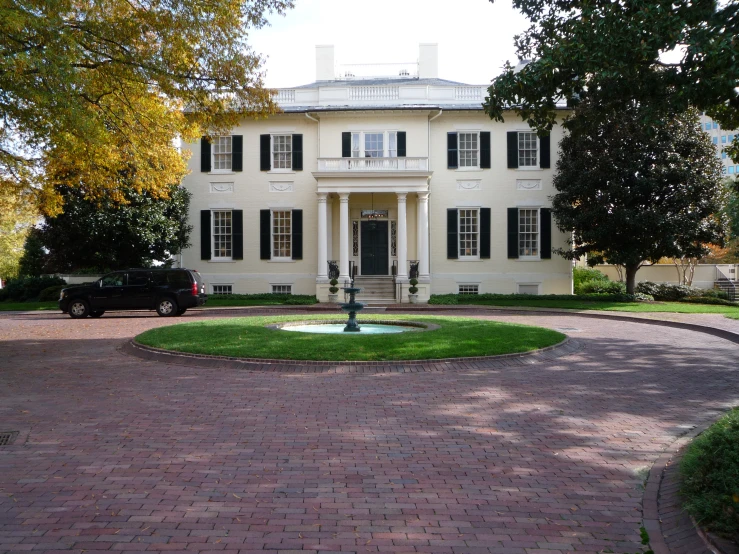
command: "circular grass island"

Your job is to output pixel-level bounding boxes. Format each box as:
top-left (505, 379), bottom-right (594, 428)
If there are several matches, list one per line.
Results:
top-left (135, 314), bottom-right (566, 362)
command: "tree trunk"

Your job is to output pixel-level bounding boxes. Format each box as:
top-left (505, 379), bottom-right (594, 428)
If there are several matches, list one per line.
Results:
top-left (625, 264), bottom-right (640, 295)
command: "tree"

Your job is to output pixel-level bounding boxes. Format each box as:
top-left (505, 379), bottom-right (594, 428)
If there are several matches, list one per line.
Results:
top-left (483, 0), bottom-right (739, 161)
top-left (1, 0), bottom-right (292, 215)
top-left (31, 183), bottom-right (193, 273)
top-left (551, 104), bottom-right (725, 294)
top-left (0, 185), bottom-right (36, 280)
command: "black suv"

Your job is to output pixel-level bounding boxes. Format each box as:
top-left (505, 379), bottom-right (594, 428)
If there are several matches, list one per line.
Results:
top-left (59, 268), bottom-right (207, 318)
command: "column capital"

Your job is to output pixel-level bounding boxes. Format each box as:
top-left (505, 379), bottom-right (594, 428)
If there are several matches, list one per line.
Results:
top-left (339, 192), bottom-right (350, 202)
top-left (396, 192), bottom-right (407, 203)
top-left (317, 192), bottom-right (328, 202)
top-left (417, 192), bottom-right (430, 202)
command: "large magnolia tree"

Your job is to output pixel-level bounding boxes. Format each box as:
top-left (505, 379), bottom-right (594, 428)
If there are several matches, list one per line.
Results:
top-left (0, 0), bottom-right (292, 215)
top-left (551, 104), bottom-right (726, 294)
top-left (483, 0), bottom-right (739, 160)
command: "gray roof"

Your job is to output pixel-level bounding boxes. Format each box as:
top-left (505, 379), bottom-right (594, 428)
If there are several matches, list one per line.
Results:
top-left (292, 77), bottom-right (484, 89)
top-left (281, 103), bottom-right (486, 113)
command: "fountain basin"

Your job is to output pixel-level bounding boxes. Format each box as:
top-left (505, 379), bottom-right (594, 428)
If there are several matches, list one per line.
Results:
top-left (267, 320), bottom-right (440, 335)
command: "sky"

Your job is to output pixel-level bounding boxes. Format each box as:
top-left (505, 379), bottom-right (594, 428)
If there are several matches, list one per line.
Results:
top-left (248, 0), bottom-right (529, 88)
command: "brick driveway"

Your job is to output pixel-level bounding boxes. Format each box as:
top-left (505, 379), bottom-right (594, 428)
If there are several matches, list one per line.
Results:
top-left (1, 309), bottom-right (738, 553)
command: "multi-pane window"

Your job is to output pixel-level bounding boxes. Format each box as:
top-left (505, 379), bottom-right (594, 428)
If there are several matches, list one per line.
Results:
top-left (518, 132), bottom-right (538, 167)
top-left (272, 211), bottom-right (292, 258)
top-left (272, 135), bottom-right (292, 169)
top-left (272, 284), bottom-right (292, 294)
top-left (212, 136), bottom-right (232, 170)
top-left (458, 209), bottom-right (479, 257)
top-left (212, 284), bottom-right (232, 295)
top-left (458, 132), bottom-right (478, 167)
top-left (213, 210), bottom-right (232, 259)
top-left (519, 208), bottom-right (539, 257)
top-left (351, 131), bottom-right (397, 157)
top-left (459, 284), bottom-right (479, 295)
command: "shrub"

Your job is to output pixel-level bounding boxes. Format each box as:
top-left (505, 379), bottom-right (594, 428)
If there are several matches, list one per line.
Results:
top-left (0, 275), bottom-right (67, 302)
top-left (636, 281), bottom-right (703, 301)
top-left (408, 278), bottom-right (418, 295)
top-left (38, 285), bottom-right (66, 302)
top-left (208, 293), bottom-right (317, 305)
top-left (678, 296), bottom-right (738, 306)
top-left (578, 279), bottom-right (627, 295)
top-left (428, 293), bottom-right (641, 305)
top-left (328, 278), bottom-right (339, 295)
top-left (573, 267), bottom-right (610, 294)
top-left (681, 407), bottom-right (739, 541)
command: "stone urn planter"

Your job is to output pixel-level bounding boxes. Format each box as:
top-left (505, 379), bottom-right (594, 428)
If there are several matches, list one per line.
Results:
top-left (408, 293), bottom-right (419, 304)
top-left (328, 293), bottom-right (339, 303)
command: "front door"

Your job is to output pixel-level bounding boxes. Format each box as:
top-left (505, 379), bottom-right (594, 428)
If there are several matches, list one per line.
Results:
top-left (360, 220), bottom-right (389, 275)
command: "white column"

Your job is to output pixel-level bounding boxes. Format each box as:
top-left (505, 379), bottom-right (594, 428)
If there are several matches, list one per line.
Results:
top-left (317, 193), bottom-right (328, 280)
top-left (397, 193), bottom-right (408, 279)
top-left (326, 196), bottom-right (333, 261)
top-left (418, 192), bottom-right (430, 278)
top-left (339, 193), bottom-right (350, 281)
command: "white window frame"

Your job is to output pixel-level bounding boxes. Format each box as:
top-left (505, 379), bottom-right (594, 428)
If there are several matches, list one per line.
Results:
top-left (212, 210), bottom-right (233, 261)
top-left (211, 136), bottom-right (232, 172)
top-left (271, 284), bottom-right (292, 294)
top-left (517, 283), bottom-right (541, 295)
top-left (518, 207), bottom-right (540, 259)
top-left (211, 284), bottom-right (233, 295)
top-left (458, 132), bottom-right (480, 169)
top-left (271, 134), bottom-right (293, 172)
top-left (458, 208), bottom-right (480, 260)
top-left (517, 131), bottom-right (539, 169)
top-left (271, 210), bottom-right (292, 260)
top-left (351, 131), bottom-right (398, 158)
top-left (458, 284), bottom-right (479, 295)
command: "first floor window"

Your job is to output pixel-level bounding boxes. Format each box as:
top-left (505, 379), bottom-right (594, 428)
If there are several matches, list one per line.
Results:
top-left (213, 210), bottom-right (232, 259)
top-left (518, 131), bottom-right (538, 168)
top-left (519, 208), bottom-right (539, 257)
top-left (458, 132), bottom-right (478, 168)
top-left (459, 284), bottom-right (479, 295)
top-left (212, 136), bottom-right (232, 170)
top-left (272, 284), bottom-right (292, 294)
top-left (272, 211), bottom-right (292, 258)
top-left (212, 284), bottom-right (232, 295)
top-left (459, 209), bottom-right (479, 257)
top-left (272, 135), bottom-right (292, 169)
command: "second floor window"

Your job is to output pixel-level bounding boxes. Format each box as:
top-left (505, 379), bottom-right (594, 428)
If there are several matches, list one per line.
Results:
top-left (272, 135), bottom-right (292, 169)
top-left (212, 136), bottom-right (232, 170)
top-left (518, 131), bottom-right (538, 168)
top-left (458, 132), bottom-right (479, 168)
top-left (351, 131), bottom-right (398, 157)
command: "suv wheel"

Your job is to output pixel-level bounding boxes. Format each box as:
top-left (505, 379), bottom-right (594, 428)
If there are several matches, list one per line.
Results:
top-left (156, 297), bottom-right (178, 317)
top-left (69, 299), bottom-right (90, 319)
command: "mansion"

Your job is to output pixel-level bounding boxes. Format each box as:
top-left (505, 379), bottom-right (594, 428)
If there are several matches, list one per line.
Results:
top-left (180, 45), bottom-right (572, 302)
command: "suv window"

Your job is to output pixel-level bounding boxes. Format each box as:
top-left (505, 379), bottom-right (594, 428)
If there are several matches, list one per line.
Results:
top-left (151, 270), bottom-right (191, 289)
top-left (101, 272), bottom-right (126, 287)
top-left (128, 271), bottom-right (150, 286)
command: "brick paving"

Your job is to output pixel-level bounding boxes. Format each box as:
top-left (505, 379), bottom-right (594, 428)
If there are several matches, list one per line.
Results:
top-left (1, 308), bottom-right (738, 553)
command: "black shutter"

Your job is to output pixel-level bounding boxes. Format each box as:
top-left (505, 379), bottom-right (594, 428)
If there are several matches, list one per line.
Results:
top-left (540, 134), bottom-right (551, 169)
top-left (480, 208), bottom-right (491, 259)
top-left (342, 132), bottom-right (351, 157)
top-left (232, 135), bottom-right (243, 172)
top-left (291, 209), bottom-right (303, 260)
top-left (447, 132), bottom-right (458, 169)
top-left (200, 137), bottom-right (211, 172)
top-left (397, 132), bottom-right (406, 157)
top-left (447, 209), bottom-right (458, 259)
top-left (260, 134), bottom-right (271, 171)
top-left (480, 132), bottom-right (491, 169)
top-left (507, 207), bottom-right (519, 259)
top-left (540, 208), bottom-right (552, 259)
top-left (200, 210), bottom-right (211, 260)
top-left (292, 134), bottom-right (303, 171)
top-left (260, 210), bottom-right (271, 259)
top-left (232, 210), bottom-right (243, 260)
top-left (507, 132), bottom-right (519, 169)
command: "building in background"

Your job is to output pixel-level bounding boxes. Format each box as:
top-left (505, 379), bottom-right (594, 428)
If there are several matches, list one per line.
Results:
top-left (179, 45), bottom-right (572, 303)
top-left (700, 114), bottom-right (739, 176)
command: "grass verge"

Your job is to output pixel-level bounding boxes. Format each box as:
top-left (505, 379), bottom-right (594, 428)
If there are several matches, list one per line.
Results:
top-left (135, 314), bottom-right (565, 362)
top-left (680, 407), bottom-right (739, 542)
top-left (0, 301), bottom-right (58, 311)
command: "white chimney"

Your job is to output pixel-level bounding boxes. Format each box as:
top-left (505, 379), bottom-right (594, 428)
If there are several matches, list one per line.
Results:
top-left (316, 45), bottom-right (335, 81)
top-left (418, 43), bottom-right (438, 79)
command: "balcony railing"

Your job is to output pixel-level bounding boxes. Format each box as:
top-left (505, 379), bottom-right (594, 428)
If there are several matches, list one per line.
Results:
top-left (317, 157), bottom-right (429, 172)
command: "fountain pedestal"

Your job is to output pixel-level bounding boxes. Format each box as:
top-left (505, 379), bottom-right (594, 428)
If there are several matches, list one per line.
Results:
top-left (341, 282), bottom-right (364, 332)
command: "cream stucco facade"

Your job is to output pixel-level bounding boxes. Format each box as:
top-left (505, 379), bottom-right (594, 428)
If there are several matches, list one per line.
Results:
top-left (180, 45), bottom-right (573, 302)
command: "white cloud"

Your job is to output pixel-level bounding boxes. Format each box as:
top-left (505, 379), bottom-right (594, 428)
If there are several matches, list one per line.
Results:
top-left (249, 0), bottom-right (529, 87)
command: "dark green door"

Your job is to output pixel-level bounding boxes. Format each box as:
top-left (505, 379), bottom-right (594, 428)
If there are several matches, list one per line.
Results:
top-left (360, 221), bottom-right (389, 275)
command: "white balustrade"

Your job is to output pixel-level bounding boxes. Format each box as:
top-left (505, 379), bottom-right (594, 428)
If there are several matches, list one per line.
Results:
top-left (349, 86), bottom-right (400, 101)
top-left (275, 89), bottom-right (295, 103)
top-left (317, 157), bottom-right (429, 172)
top-left (454, 86), bottom-right (484, 100)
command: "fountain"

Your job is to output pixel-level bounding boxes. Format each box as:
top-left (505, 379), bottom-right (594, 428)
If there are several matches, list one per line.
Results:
top-left (341, 280), bottom-right (364, 332)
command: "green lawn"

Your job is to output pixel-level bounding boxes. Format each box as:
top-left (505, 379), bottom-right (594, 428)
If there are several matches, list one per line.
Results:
top-left (443, 297), bottom-right (739, 315)
top-left (0, 301), bottom-right (58, 311)
top-left (135, 314), bottom-right (565, 362)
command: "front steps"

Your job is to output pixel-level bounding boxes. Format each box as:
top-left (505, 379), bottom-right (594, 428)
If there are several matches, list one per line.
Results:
top-left (352, 276), bottom-right (396, 304)
top-left (714, 279), bottom-right (737, 302)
